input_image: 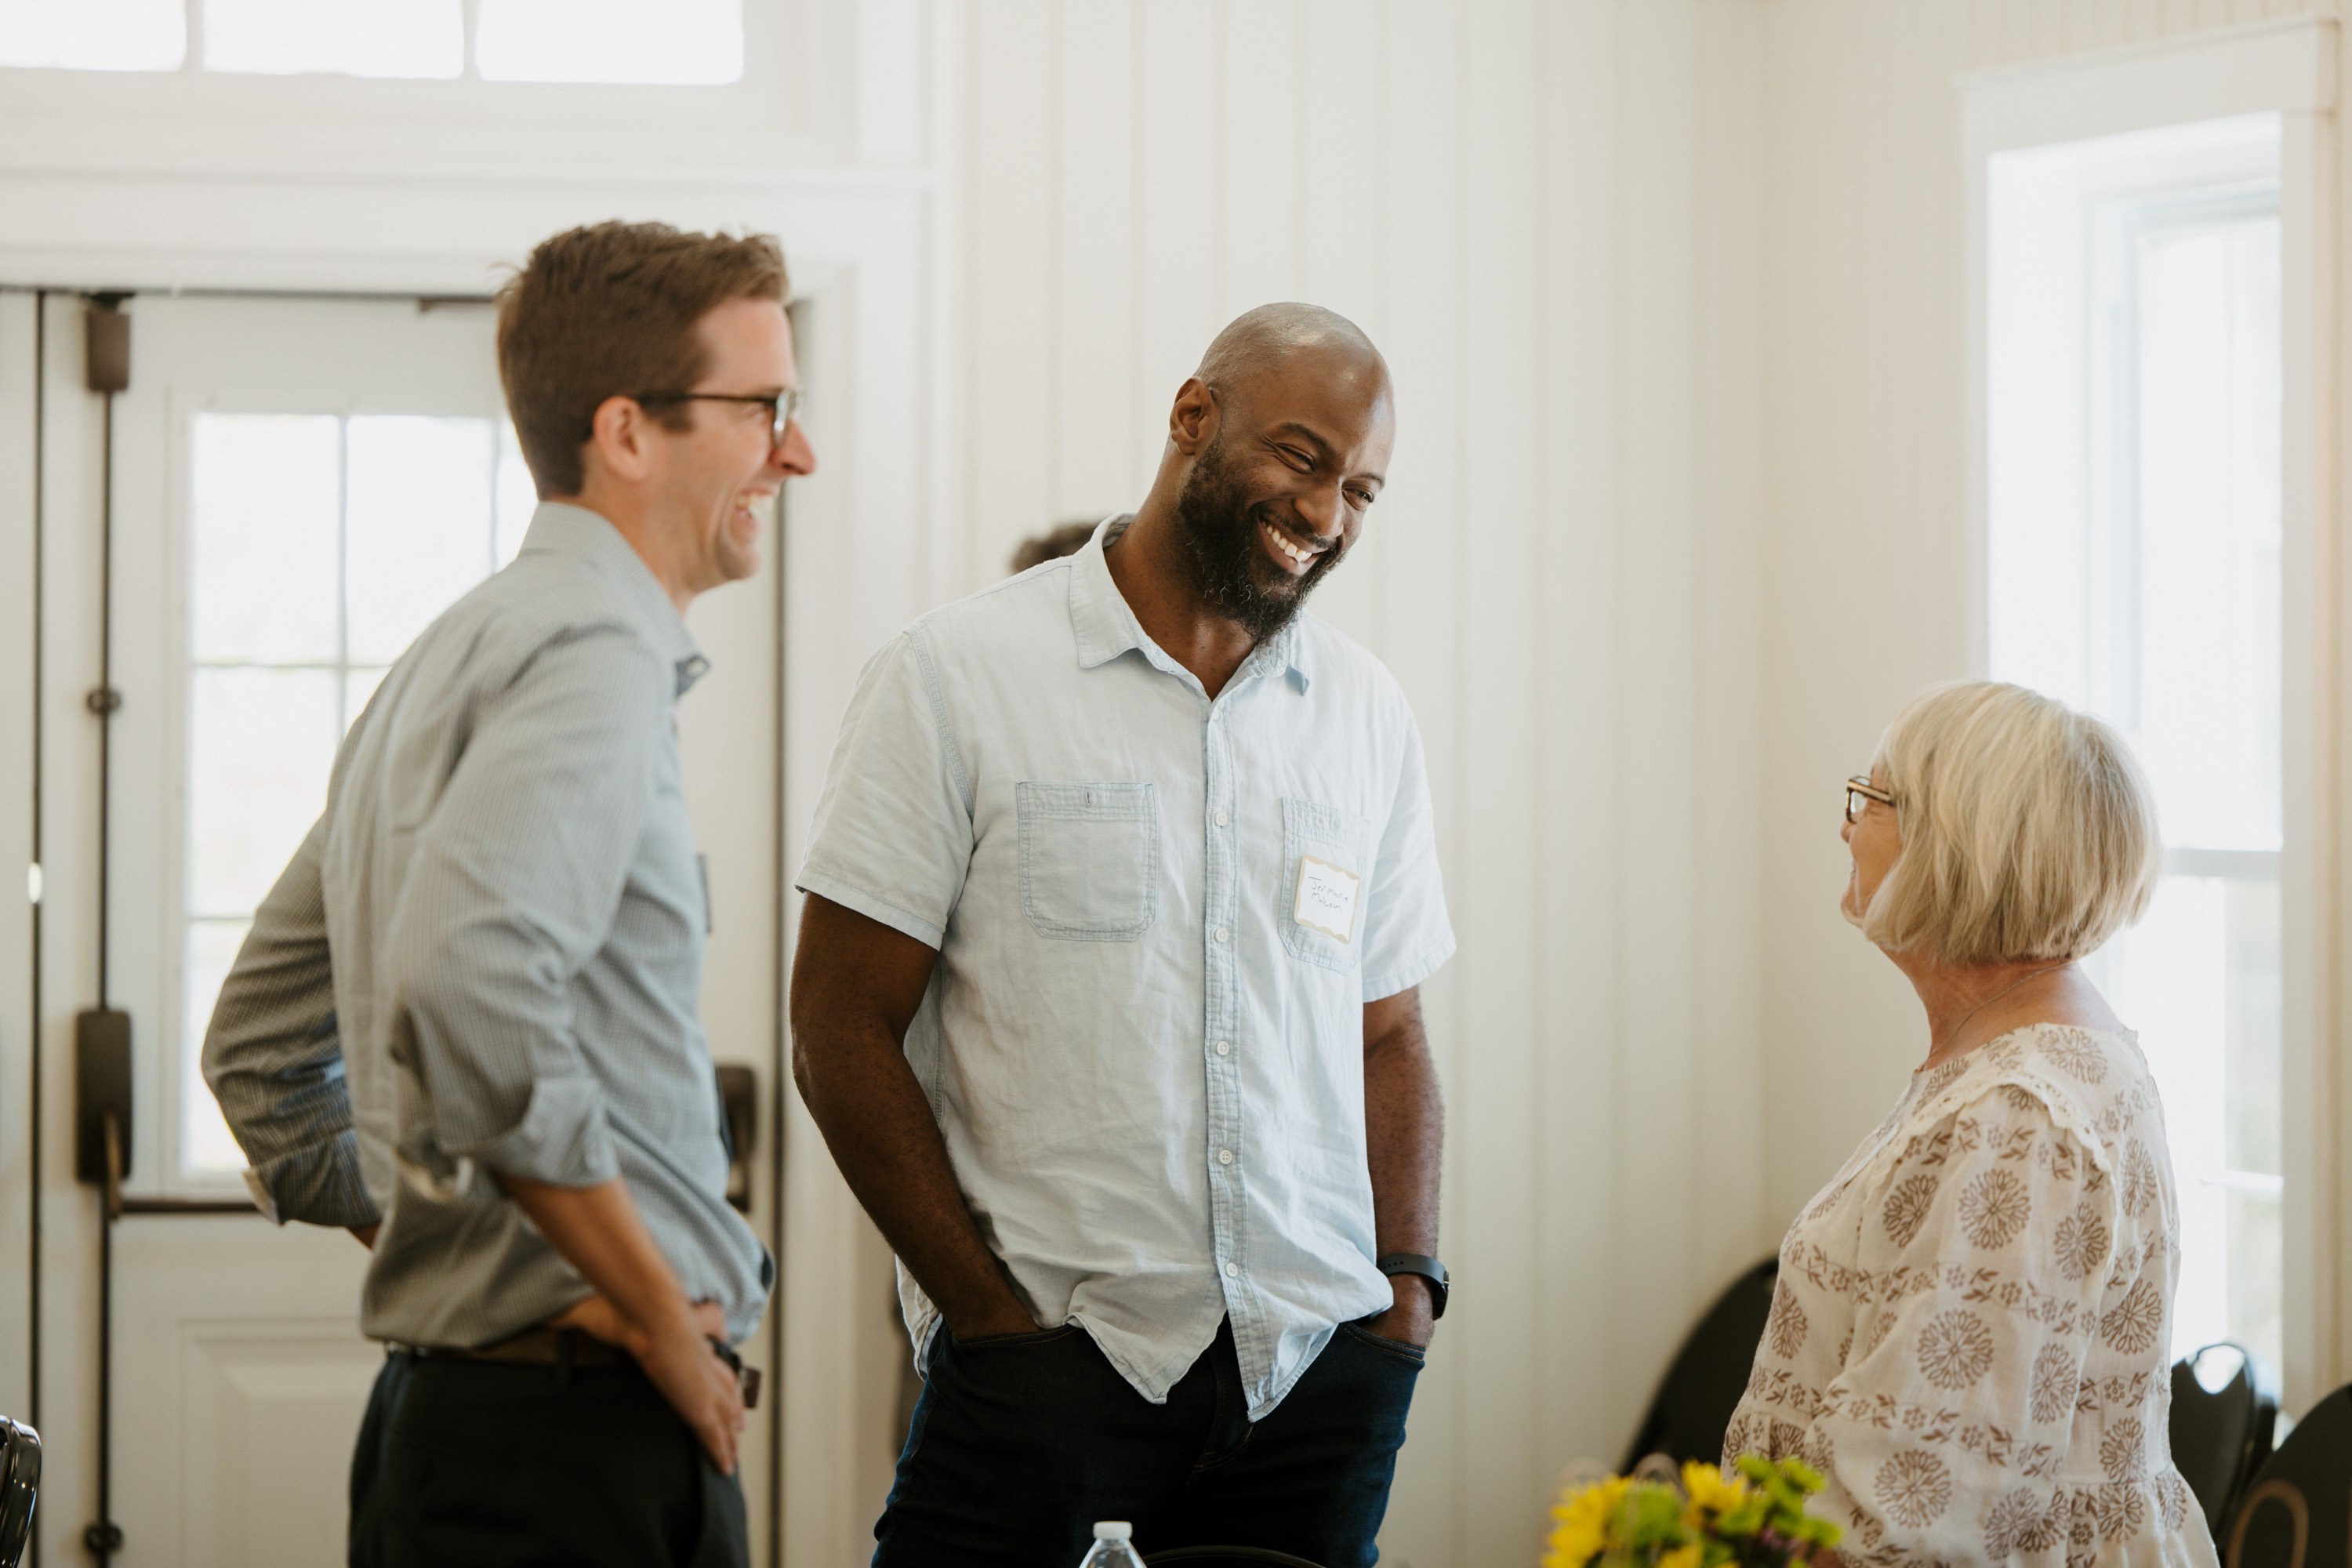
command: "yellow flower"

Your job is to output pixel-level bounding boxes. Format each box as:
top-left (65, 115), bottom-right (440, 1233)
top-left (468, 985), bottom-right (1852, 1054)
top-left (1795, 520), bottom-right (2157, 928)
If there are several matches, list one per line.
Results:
top-left (1543, 1477), bottom-right (1630, 1568)
top-left (1681, 1460), bottom-right (1749, 1516)
top-left (1658, 1546), bottom-right (1703, 1568)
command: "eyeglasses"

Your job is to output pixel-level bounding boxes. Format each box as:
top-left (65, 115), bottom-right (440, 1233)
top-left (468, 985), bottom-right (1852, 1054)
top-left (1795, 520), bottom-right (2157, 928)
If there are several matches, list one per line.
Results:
top-left (630, 385), bottom-right (805, 449)
top-left (1845, 775), bottom-right (1896, 825)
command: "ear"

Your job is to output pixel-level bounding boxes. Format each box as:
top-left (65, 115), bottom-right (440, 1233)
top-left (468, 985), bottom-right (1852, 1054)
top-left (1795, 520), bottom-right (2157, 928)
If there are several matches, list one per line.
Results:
top-left (583, 394), bottom-right (659, 485)
top-left (1168, 377), bottom-right (1218, 457)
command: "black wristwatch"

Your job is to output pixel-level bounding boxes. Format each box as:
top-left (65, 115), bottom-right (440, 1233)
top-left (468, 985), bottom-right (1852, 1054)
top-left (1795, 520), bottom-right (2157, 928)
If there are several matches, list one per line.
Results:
top-left (1376, 1253), bottom-right (1449, 1319)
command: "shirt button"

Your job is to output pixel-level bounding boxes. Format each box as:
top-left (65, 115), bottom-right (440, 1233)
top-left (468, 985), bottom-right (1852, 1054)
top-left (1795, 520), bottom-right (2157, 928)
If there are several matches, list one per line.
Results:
top-left (1218, 1148), bottom-right (1234, 1166)
top-left (1215, 1040), bottom-right (1230, 1056)
top-left (1224, 1262), bottom-right (1239, 1278)
top-left (1214, 927), bottom-right (1229, 943)
top-left (1214, 811), bottom-right (1229, 826)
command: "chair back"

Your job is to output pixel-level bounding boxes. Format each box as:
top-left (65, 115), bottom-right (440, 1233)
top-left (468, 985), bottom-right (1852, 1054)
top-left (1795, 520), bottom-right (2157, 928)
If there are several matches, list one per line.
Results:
top-left (1622, 1256), bottom-right (1779, 1472)
top-left (2169, 1342), bottom-right (2279, 1542)
top-left (0, 1416), bottom-right (39, 1568)
top-left (1142, 1550), bottom-right (1327, 1567)
top-left (2225, 1382), bottom-right (2352, 1568)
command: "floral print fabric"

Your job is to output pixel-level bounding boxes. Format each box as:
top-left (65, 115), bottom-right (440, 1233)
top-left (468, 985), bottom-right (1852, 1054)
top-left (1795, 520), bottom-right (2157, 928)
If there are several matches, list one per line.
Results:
top-left (1722, 1025), bottom-right (2216, 1568)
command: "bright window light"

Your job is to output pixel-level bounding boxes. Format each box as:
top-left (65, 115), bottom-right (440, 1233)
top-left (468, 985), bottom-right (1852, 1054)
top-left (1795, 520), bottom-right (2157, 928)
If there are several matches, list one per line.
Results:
top-left (180, 410), bottom-right (515, 1174)
top-left (476, 0), bottom-right (744, 85)
top-left (0, 0), bottom-right (185, 71)
top-left (205, 0), bottom-right (463, 79)
top-left (1987, 115), bottom-right (2285, 1374)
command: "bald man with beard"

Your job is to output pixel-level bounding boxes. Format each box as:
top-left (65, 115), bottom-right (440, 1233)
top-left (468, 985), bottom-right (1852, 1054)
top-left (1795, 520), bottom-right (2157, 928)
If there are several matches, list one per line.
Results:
top-left (792, 305), bottom-right (1456, 1567)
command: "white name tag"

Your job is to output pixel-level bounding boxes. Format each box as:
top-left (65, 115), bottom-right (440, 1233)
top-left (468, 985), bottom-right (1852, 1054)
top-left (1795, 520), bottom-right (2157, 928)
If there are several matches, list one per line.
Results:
top-left (1293, 855), bottom-right (1361, 942)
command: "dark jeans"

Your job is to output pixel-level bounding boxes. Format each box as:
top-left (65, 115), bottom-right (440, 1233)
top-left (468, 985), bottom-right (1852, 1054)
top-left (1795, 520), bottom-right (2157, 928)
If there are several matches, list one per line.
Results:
top-left (874, 1315), bottom-right (1423, 1568)
top-left (349, 1348), bottom-right (748, 1568)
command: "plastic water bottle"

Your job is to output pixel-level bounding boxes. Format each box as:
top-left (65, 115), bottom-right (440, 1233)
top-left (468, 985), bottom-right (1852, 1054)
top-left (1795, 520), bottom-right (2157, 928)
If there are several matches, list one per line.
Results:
top-left (1079, 1521), bottom-right (1146, 1566)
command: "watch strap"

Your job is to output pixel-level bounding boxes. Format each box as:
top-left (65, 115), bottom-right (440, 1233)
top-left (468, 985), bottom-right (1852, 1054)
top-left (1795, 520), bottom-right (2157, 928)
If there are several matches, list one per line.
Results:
top-left (1375, 1252), bottom-right (1449, 1319)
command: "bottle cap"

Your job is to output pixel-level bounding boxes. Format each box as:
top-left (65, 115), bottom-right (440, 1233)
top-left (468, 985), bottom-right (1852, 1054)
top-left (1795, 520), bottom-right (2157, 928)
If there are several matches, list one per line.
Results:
top-left (1093, 1522), bottom-right (1133, 1541)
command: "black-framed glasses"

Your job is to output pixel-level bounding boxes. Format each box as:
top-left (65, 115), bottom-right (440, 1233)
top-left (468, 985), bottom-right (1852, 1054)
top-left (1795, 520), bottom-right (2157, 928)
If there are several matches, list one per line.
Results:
top-left (631, 385), bottom-right (805, 448)
top-left (1845, 775), bottom-right (1896, 825)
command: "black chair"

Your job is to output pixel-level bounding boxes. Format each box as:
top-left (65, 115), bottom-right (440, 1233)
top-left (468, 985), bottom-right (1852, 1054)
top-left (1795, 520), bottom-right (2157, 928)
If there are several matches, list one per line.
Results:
top-left (1144, 1551), bottom-right (1326, 1567)
top-left (1622, 1256), bottom-right (1779, 1472)
top-left (2169, 1343), bottom-right (2279, 1544)
top-left (0, 1415), bottom-right (38, 1568)
top-left (2225, 1381), bottom-right (2352, 1568)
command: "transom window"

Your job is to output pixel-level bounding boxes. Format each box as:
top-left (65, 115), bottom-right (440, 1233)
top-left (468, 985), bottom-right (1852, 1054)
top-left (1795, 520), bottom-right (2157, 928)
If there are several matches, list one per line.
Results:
top-left (0, 0), bottom-right (744, 84)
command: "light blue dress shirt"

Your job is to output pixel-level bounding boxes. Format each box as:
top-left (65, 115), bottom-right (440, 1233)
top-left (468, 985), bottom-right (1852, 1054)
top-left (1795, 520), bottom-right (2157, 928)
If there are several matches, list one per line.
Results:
top-left (797, 517), bottom-right (1455, 1420)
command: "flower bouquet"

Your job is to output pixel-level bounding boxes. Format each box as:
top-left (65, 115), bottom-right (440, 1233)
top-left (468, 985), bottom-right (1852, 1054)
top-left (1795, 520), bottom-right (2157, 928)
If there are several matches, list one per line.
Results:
top-left (1542, 1455), bottom-right (1843, 1568)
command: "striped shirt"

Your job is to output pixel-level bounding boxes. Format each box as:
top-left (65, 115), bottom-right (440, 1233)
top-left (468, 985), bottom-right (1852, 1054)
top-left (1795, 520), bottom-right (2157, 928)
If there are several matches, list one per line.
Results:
top-left (201, 503), bottom-right (772, 1348)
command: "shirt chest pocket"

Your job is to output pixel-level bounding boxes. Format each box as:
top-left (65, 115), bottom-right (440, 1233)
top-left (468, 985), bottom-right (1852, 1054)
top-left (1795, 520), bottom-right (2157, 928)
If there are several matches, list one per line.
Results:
top-left (1016, 781), bottom-right (1161, 942)
top-left (1279, 797), bottom-right (1376, 971)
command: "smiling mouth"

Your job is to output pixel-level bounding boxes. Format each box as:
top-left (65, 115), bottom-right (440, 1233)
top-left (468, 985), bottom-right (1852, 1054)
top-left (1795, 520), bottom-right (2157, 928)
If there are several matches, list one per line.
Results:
top-left (1261, 518), bottom-right (1330, 573)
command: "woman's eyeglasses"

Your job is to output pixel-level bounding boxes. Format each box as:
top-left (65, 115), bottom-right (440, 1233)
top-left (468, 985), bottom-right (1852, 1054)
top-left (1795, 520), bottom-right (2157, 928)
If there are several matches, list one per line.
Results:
top-left (1845, 775), bottom-right (1896, 825)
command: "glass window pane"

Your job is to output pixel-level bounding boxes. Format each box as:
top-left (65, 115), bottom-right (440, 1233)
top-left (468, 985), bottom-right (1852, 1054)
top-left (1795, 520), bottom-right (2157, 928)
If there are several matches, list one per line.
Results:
top-left (183, 919), bottom-right (253, 1174)
top-left (345, 666), bottom-right (390, 735)
top-left (345, 415), bottom-right (495, 664)
top-left (191, 414), bottom-right (341, 663)
top-left (204, 0), bottom-right (463, 78)
top-left (2133, 218), bottom-right (2283, 851)
top-left (496, 422), bottom-right (536, 568)
top-left (0, 0), bottom-right (186, 71)
top-left (2086, 873), bottom-right (2283, 1371)
top-left (477, 0), bottom-right (743, 85)
top-left (188, 668), bottom-right (337, 916)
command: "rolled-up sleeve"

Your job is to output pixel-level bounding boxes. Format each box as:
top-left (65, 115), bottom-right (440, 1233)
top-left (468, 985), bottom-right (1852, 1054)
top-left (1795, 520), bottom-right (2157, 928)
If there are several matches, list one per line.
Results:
top-left (1798, 1091), bottom-right (2118, 1565)
top-left (794, 629), bottom-right (975, 949)
top-left (383, 626), bottom-right (671, 1187)
top-left (1358, 707), bottom-right (1455, 1003)
top-left (201, 813), bottom-right (379, 1228)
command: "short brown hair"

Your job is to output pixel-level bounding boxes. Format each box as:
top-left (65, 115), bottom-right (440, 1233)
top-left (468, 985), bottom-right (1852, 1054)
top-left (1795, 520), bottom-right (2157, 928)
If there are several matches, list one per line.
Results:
top-left (496, 220), bottom-right (788, 497)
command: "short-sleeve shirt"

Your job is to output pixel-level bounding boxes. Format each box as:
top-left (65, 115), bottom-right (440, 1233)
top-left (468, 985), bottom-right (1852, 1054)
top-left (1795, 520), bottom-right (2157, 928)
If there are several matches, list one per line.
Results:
top-left (796, 517), bottom-right (1456, 1419)
top-left (1723, 1024), bottom-right (2217, 1568)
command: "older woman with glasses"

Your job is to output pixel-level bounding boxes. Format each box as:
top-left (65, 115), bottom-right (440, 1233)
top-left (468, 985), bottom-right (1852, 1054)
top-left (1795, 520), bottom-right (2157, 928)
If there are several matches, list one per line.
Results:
top-left (1724, 681), bottom-right (2215, 1568)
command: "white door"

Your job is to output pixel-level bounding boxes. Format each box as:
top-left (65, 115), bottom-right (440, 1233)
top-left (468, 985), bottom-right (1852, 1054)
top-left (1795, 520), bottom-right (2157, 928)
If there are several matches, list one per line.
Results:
top-left (30, 292), bottom-right (781, 1566)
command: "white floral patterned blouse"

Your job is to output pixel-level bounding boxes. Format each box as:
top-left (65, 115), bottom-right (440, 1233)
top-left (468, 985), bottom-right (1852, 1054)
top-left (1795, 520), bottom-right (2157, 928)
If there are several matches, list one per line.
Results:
top-left (1723, 1024), bottom-right (2216, 1568)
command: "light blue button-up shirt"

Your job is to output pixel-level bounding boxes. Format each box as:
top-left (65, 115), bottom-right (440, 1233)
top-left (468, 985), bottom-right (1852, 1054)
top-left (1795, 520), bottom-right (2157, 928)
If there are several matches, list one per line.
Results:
top-left (797, 517), bottom-right (1454, 1419)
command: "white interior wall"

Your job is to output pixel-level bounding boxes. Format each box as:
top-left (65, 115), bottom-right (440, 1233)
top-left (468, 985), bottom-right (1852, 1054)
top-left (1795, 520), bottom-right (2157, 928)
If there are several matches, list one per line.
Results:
top-left (1755, 0), bottom-right (2352, 1407)
top-left (953, 5), bottom-right (1770, 1561)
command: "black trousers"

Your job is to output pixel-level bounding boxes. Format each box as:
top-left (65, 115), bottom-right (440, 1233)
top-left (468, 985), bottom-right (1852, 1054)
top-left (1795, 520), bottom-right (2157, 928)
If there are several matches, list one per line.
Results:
top-left (349, 1348), bottom-right (748, 1568)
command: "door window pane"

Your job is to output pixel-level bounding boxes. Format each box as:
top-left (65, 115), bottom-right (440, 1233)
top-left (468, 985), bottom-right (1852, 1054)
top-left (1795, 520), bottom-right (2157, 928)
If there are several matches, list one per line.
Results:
top-left (188, 668), bottom-right (339, 916)
top-left (204, 0), bottom-right (462, 78)
top-left (347, 416), bottom-right (495, 662)
top-left (476, 0), bottom-right (744, 84)
top-left (183, 919), bottom-right (254, 1174)
top-left (0, 0), bottom-right (186, 71)
top-left (180, 409), bottom-right (507, 1175)
top-left (191, 416), bottom-right (341, 662)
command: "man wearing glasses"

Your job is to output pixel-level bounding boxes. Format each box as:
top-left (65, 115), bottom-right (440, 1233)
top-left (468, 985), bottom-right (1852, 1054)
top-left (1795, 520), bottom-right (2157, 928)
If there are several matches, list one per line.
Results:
top-left (202, 220), bottom-right (813, 1568)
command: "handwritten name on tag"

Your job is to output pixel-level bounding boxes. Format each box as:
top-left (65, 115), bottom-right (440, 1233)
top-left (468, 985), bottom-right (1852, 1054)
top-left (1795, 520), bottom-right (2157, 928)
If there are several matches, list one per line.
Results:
top-left (1293, 855), bottom-right (1362, 943)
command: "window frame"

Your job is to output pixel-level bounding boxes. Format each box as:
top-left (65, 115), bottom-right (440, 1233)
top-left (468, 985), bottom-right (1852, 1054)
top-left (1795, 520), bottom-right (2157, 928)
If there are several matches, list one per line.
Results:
top-left (1962, 15), bottom-right (2344, 1414)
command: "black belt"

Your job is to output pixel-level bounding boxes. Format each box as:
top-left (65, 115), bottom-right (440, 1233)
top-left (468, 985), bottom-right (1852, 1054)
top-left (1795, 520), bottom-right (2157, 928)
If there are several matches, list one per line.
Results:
top-left (391, 1328), bottom-right (760, 1408)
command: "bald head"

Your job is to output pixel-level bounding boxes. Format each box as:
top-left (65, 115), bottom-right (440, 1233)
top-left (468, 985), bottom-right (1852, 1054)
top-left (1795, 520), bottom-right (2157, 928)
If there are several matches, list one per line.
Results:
top-left (1196, 303), bottom-right (1389, 406)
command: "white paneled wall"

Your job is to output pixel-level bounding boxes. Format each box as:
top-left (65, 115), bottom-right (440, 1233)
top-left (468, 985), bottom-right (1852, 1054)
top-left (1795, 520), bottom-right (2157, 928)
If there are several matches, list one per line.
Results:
top-left (953, 5), bottom-right (1770, 1562)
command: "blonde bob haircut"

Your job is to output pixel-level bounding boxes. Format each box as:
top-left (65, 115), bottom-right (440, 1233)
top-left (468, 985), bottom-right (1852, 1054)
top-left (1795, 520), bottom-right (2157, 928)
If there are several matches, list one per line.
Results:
top-left (1860, 681), bottom-right (2162, 967)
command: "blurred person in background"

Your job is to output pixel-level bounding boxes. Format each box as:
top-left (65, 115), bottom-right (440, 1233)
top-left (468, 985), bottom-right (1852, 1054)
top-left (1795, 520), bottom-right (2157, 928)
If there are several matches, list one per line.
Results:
top-left (1724, 681), bottom-right (2214, 1568)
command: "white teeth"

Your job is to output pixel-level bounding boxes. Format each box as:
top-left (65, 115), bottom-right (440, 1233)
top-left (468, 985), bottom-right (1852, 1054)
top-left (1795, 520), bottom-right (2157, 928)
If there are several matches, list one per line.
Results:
top-left (1265, 522), bottom-right (1312, 564)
